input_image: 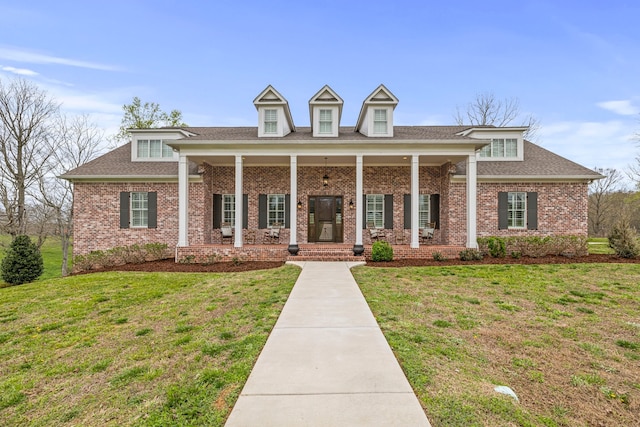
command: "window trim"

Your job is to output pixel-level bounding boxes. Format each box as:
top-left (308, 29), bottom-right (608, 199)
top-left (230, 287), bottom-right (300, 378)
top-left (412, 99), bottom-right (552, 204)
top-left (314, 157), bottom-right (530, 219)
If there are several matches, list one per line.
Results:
top-left (507, 191), bottom-right (527, 229)
top-left (366, 194), bottom-right (385, 228)
top-left (136, 139), bottom-right (174, 159)
top-left (418, 194), bottom-right (431, 228)
top-left (267, 194), bottom-right (286, 227)
top-left (479, 138), bottom-right (519, 159)
top-left (264, 109), bottom-right (278, 135)
top-left (222, 194), bottom-right (236, 227)
top-left (130, 192), bottom-right (149, 228)
top-left (373, 109), bottom-right (388, 134)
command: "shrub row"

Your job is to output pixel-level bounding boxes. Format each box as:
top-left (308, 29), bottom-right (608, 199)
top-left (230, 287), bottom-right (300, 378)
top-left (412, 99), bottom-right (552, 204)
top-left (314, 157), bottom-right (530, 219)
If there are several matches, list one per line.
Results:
top-left (477, 235), bottom-right (588, 258)
top-left (73, 243), bottom-right (171, 272)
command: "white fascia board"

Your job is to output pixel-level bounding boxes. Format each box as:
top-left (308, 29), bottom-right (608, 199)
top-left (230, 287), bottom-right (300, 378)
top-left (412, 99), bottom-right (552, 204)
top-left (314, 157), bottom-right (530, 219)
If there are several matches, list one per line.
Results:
top-left (457, 127), bottom-right (529, 137)
top-left (451, 175), bottom-right (600, 183)
top-left (60, 175), bottom-right (202, 183)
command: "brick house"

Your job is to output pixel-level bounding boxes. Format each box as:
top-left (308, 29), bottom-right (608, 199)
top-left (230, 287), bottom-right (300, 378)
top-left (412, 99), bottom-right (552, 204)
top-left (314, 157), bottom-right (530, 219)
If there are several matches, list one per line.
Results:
top-left (61, 85), bottom-right (602, 261)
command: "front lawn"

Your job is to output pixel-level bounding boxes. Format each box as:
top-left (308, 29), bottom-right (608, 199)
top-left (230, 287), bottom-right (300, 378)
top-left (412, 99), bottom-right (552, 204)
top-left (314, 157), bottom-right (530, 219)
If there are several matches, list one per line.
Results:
top-left (353, 263), bottom-right (640, 426)
top-left (0, 266), bottom-right (299, 426)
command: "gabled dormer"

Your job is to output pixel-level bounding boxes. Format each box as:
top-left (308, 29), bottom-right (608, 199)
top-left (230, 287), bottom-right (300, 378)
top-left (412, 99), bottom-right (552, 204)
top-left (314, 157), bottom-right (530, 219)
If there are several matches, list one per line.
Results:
top-left (354, 84), bottom-right (399, 137)
top-left (308, 85), bottom-right (343, 137)
top-left (458, 127), bottom-right (527, 162)
top-left (253, 85), bottom-right (295, 138)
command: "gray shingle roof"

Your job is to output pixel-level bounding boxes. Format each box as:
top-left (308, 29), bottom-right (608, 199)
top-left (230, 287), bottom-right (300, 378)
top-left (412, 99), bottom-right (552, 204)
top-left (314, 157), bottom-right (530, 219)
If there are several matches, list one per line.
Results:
top-left (60, 142), bottom-right (199, 179)
top-left (180, 126), bottom-right (475, 141)
top-left (454, 141), bottom-right (602, 179)
top-left (61, 127), bottom-right (601, 181)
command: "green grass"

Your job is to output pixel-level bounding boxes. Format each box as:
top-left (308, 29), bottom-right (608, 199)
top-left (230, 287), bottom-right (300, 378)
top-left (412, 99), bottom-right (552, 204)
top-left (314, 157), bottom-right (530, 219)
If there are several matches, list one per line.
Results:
top-left (587, 237), bottom-right (615, 254)
top-left (0, 266), bottom-right (299, 426)
top-left (0, 235), bottom-right (69, 284)
top-left (353, 263), bottom-right (640, 427)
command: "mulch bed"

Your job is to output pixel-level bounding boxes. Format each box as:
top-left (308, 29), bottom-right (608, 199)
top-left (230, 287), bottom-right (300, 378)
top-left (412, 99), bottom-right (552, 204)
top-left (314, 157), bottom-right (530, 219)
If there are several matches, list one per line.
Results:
top-left (76, 254), bottom-right (640, 274)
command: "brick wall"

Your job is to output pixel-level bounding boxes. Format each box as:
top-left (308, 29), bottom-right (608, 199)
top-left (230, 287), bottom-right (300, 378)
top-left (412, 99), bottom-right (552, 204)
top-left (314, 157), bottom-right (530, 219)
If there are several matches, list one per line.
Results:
top-left (73, 167), bottom-right (589, 256)
top-left (447, 181), bottom-right (589, 245)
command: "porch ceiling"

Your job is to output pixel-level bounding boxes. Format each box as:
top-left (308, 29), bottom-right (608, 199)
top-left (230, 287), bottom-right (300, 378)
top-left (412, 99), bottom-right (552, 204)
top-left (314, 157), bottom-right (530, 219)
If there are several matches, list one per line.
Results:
top-left (192, 154), bottom-right (466, 167)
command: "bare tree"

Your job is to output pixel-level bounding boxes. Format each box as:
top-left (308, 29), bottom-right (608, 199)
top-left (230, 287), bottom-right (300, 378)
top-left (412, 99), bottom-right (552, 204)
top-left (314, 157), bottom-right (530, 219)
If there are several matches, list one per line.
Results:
top-left (38, 114), bottom-right (103, 276)
top-left (0, 77), bottom-right (59, 237)
top-left (588, 168), bottom-right (623, 236)
top-left (455, 91), bottom-right (540, 141)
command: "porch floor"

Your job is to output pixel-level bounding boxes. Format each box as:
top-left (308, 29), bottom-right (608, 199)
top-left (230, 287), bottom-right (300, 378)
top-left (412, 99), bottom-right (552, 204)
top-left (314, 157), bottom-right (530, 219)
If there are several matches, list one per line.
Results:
top-left (176, 242), bottom-right (464, 262)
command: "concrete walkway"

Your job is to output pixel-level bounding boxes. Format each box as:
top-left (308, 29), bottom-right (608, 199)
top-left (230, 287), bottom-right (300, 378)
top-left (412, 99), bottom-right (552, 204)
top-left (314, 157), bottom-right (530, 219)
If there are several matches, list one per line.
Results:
top-left (225, 261), bottom-right (431, 427)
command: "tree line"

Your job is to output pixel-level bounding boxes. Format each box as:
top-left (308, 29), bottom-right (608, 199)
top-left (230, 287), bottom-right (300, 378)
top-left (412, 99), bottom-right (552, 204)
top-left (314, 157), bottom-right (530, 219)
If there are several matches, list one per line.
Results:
top-left (0, 77), bottom-right (184, 276)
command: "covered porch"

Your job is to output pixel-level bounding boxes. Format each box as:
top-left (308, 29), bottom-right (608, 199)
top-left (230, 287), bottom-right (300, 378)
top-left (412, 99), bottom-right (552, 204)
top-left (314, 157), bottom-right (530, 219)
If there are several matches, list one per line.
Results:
top-left (170, 136), bottom-right (485, 258)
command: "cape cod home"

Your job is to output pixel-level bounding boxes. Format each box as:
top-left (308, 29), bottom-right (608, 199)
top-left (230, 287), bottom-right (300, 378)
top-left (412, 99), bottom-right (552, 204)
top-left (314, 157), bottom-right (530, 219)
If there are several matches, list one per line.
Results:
top-left (61, 85), bottom-right (602, 261)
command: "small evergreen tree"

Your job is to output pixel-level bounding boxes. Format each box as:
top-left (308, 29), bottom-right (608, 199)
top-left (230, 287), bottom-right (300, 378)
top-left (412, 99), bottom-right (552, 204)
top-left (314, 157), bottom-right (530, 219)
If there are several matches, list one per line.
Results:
top-left (1, 235), bottom-right (44, 285)
top-left (608, 220), bottom-right (639, 259)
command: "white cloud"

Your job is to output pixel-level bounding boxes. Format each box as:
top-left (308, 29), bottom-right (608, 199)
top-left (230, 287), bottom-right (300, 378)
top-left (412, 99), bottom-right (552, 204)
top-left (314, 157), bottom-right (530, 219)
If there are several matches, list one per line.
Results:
top-left (597, 100), bottom-right (640, 116)
top-left (1, 65), bottom-right (38, 76)
top-left (0, 46), bottom-right (122, 72)
top-left (540, 119), bottom-right (637, 187)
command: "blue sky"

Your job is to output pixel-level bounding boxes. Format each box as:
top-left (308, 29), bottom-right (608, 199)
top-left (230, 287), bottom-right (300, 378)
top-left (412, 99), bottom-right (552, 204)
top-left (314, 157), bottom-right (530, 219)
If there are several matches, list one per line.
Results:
top-left (1, 0), bottom-right (639, 183)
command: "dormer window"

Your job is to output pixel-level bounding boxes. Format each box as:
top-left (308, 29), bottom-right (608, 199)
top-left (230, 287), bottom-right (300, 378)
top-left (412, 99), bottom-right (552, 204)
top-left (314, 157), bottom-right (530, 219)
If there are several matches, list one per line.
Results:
top-left (373, 109), bottom-right (388, 134)
top-left (264, 109), bottom-right (278, 134)
top-left (319, 109), bottom-right (332, 134)
top-left (137, 139), bottom-right (173, 158)
top-left (479, 138), bottom-right (518, 158)
top-left (355, 85), bottom-right (398, 137)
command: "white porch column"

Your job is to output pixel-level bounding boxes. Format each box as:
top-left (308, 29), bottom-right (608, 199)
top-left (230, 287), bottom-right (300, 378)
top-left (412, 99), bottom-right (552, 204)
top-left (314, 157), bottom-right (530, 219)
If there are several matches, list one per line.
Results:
top-left (288, 155), bottom-right (299, 255)
top-left (234, 155), bottom-right (243, 248)
top-left (466, 154), bottom-right (478, 248)
top-left (178, 154), bottom-right (189, 247)
top-left (354, 154), bottom-right (364, 255)
top-left (411, 155), bottom-right (420, 248)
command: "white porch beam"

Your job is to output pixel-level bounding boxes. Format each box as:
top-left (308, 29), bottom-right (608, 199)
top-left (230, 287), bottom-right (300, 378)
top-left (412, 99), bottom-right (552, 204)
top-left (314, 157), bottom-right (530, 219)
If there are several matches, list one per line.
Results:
top-left (411, 155), bottom-right (420, 248)
top-left (234, 155), bottom-right (243, 247)
top-left (354, 154), bottom-right (364, 255)
top-left (288, 155), bottom-right (299, 255)
top-left (178, 154), bottom-right (189, 247)
top-left (466, 154), bottom-right (478, 248)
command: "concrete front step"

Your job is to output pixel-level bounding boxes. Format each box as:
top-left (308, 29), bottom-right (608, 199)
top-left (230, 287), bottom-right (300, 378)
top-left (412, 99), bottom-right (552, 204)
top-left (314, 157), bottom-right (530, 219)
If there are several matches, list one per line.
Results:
top-left (289, 247), bottom-right (362, 262)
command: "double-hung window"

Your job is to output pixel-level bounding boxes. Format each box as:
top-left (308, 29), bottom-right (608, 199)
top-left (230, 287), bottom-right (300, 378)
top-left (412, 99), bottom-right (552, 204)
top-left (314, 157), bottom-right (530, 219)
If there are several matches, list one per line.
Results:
top-left (366, 194), bottom-right (384, 228)
top-left (319, 109), bottom-right (332, 134)
top-left (268, 194), bottom-right (285, 226)
top-left (137, 139), bottom-right (173, 159)
top-left (418, 195), bottom-right (431, 228)
top-left (264, 109), bottom-right (278, 134)
top-left (222, 194), bottom-right (236, 226)
top-left (508, 192), bottom-right (526, 229)
top-left (131, 192), bottom-right (149, 227)
top-left (373, 109), bottom-right (387, 134)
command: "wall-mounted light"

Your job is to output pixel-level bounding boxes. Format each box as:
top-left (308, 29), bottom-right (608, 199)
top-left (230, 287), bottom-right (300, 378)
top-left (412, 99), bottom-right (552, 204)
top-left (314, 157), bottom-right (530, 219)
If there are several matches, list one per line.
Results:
top-left (297, 200), bottom-right (302, 209)
top-left (349, 199), bottom-right (354, 210)
top-left (322, 157), bottom-right (329, 187)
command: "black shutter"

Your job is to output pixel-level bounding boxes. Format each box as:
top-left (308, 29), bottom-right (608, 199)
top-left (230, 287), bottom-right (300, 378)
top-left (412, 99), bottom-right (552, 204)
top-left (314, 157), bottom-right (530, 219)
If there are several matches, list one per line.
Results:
top-left (258, 194), bottom-right (267, 229)
top-left (119, 192), bottom-right (130, 229)
top-left (384, 195), bottom-right (393, 229)
top-left (362, 194), bottom-right (367, 229)
top-left (527, 192), bottom-right (538, 230)
top-left (243, 194), bottom-right (248, 229)
top-left (403, 194), bottom-right (411, 229)
top-left (147, 192), bottom-right (157, 228)
top-left (213, 194), bottom-right (221, 228)
top-left (430, 194), bottom-right (440, 229)
top-left (498, 192), bottom-right (508, 230)
top-left (284, 194), bottom-right (290, 228)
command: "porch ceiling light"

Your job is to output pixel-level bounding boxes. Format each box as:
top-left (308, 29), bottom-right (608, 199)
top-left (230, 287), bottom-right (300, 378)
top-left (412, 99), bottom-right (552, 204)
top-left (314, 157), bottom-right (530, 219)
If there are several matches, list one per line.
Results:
top-left (322, 157), bottom-right (329, 187)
